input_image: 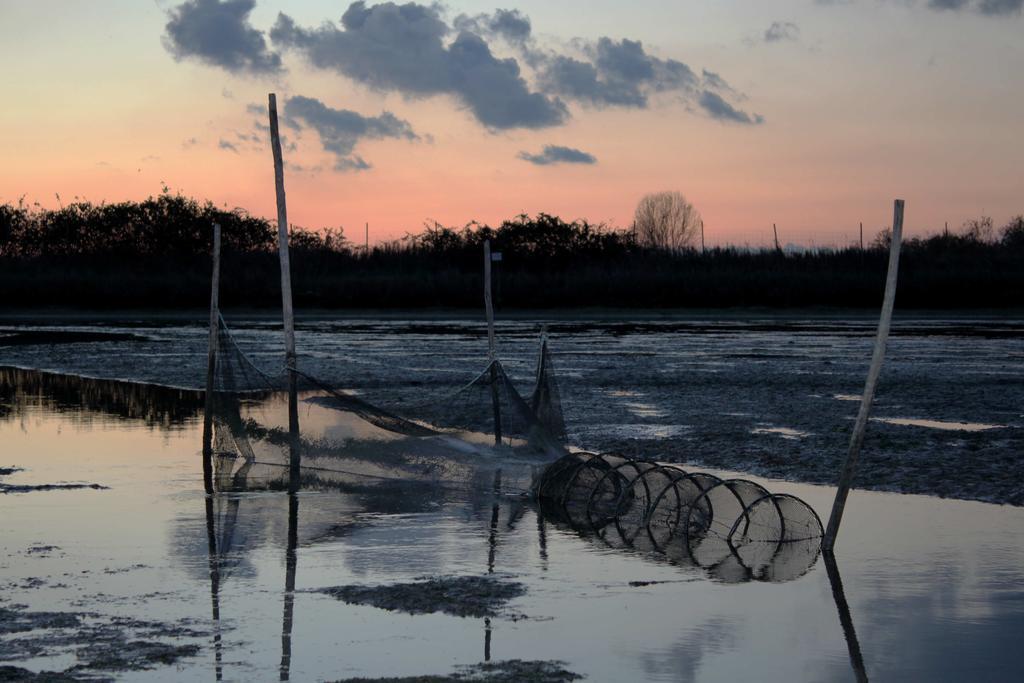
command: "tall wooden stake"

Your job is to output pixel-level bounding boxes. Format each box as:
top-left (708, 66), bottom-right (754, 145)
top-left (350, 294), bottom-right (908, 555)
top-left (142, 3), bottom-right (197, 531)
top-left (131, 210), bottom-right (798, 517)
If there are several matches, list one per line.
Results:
top-left (365, 222), bottom-right (369, 253)
top-left (202, 222), bottom-right (221, 495)
top-left (823, 199), bottom-right (904, 551)
top-left (268, 93), bottom-right (300, 492)
top-left (859, 222), bottom-right (864, 250)
top-left (484, 240), bottom-right (497, 361)
top-left (483, 240), bottom-right (502, 445)
top-left (700, 219), bottom-right (705, 253)
top-left (773, 223), bottom-right (781, 252)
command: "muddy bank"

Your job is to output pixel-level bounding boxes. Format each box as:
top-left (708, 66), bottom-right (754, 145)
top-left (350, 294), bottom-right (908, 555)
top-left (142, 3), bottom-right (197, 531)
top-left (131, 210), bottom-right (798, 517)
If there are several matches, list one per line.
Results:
top-left (0, 330), bottom-right (149, 346)
top-left (330, 660), bottom-right (582, 682)
top-left (317, 576), bottom-right (527, 619)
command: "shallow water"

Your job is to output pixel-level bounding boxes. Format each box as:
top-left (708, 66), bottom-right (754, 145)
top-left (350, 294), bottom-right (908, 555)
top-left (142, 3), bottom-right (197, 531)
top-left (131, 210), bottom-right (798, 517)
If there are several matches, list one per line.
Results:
top-left (2, 373), bottom-right (1023, 681)
top-left (1, 312), bottom-right (1022, 505)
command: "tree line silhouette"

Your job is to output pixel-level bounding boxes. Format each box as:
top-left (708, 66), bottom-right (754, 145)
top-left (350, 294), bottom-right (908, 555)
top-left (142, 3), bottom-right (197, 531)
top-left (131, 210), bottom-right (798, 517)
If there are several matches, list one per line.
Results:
top-left (1, 192), bottom-right (1022, 309)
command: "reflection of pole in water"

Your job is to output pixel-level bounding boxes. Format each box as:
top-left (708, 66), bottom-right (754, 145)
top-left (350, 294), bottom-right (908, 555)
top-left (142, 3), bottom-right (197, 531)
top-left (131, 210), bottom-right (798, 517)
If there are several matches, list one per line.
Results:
top-left (537, 513), bottom-right (549, 571)
top-left (204, 495), bottom-right (224, 681)
top-left (279, 494), bottom-right (299, 681)
top-left (823, 552), bottom-right (869, 683)
top-left (484, 469), bottom-right (501, 662)
top-left (484, 617), bottom-right (492, 661)
top-left (487, 469), bottom-right (502, 574)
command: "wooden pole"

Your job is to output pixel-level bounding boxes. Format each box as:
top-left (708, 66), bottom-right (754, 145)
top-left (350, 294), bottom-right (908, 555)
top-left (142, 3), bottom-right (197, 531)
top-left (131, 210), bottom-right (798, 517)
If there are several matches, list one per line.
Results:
top-left (365, 221), bottom-right (369, 253)
top-left (700, 219), bottom-right (705, 253)
top-left (202, 222), bottom-right (221, 495)
top-left (483, 240), bottom-right (502, 445)
top-left (773, 223), bottom-right (781, 252)
top-left (859, 222), bottom-right (863, 250)
top-left (483, 240), bottom-right (497, 361)
top-left (823, 199), bottom-right (904, 551)
top-left (268, 93), bottom-right (300, 492)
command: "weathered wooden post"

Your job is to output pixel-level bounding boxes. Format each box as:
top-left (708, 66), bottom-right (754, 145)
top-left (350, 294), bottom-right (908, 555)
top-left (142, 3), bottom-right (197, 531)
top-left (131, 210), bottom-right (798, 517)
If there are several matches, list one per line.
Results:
top-left (773, 223), bottom-right (781, 252)
top-left (700, 219), bottom-right (705, 253)
top-left (268, 93), bottom-right (300, 491)
top-left (483, 240), bottom-right (502, 445)
top-left (202, 222), bottom-right (221, 495)
top-left (823, 199), bottom-right (904, 551)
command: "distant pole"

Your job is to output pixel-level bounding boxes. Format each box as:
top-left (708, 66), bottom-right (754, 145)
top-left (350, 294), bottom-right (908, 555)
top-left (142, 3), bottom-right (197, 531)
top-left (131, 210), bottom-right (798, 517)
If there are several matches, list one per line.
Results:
top-left (483, 240), bottom-right (502, 445)
top-left (268, 93), bottom-right (300, 491)
top-left (483, 240), bottom-right (497, 361)
top-left (859, 222), bottom-right (864, 250)
top-left (700, 219), bottom-right (705, 254)
top-left (202, 222), bottom-right (221, 495)
top-left (823, 199), bottom-right (904, 551)
top-left (944, 221), bottom-right (949, 238)
top-left (773, 223), bottom-right (781, 252)
top-left (365, 222), bottom-right (369, 254)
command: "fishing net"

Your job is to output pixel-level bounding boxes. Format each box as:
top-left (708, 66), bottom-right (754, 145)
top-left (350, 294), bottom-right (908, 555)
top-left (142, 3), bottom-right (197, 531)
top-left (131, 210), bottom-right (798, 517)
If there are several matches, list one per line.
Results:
top-left (529, 333), bottom-right (567, 443)
top-left (213, 313), bottom-right (566, 447)
top-left (205, 314), bottom-right (567, 494)
top-left (535, 452), bottom-right (823, 583)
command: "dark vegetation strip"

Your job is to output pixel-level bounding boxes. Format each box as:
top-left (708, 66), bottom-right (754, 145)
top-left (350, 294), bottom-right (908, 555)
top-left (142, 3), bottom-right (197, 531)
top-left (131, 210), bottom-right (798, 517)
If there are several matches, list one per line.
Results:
top-left (2, 194), bottom-right (1022, 309)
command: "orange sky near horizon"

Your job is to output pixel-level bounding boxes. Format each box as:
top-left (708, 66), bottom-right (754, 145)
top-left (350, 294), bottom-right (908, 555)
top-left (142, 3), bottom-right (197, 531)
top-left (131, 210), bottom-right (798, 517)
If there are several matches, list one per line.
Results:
top-left (2, 1), bottom-right (1022, 248)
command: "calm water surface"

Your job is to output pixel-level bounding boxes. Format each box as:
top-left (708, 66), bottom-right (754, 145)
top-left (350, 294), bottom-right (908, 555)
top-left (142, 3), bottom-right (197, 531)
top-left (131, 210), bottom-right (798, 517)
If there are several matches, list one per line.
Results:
top-left (1, 372), bottom-right (1022, 682)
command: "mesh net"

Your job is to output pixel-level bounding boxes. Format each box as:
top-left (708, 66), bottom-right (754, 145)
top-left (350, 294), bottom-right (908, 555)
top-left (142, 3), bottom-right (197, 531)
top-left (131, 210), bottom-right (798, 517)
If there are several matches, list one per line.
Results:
top-left (213, 314), bottom-right (566, 449)
top-left (205, 315), bottom-right (567, 494)
top-left (529, 333), bottom-right (567, 443)
top-left (535, 452), bottom-right (823, 583)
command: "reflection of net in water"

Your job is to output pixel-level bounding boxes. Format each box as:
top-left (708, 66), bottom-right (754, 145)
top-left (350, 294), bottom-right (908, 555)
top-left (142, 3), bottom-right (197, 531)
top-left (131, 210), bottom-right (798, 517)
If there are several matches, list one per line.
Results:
top-left (536, 452), bottom-right (823, 583)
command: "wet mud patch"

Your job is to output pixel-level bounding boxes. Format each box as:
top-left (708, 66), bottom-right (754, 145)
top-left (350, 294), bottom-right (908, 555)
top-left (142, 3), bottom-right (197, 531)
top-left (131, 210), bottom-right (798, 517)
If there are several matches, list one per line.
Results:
top-left (0, 666), bottom-right (81, 681)
top-left (317, 576), bottom-right (526, 619)
top-left (331, 659), bottom-right (582, 682)
top-left (0, 331), bottom-right (149, 346)
top-left (0, 604), bottom-right (205, 677)
top-left (0, 483), bottom-right (108, 494)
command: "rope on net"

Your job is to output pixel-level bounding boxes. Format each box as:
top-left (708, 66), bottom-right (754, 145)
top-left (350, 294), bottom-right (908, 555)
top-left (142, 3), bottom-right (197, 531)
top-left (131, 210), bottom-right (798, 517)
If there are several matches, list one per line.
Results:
top-left (536, 451), bottom-right (824, 583)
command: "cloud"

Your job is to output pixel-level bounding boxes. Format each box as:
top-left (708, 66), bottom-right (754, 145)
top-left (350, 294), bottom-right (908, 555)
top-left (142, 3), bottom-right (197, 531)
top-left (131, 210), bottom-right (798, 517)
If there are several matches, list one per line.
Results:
top-left (181, 137), bottom-right (200, 149)
top-left (538, 37), bottom-right (698, 108)
top-left (698, 91), bottom-right (764, 125)
top-left (454, 9), bottom-right (532, 44)
top-left (218, 138), bottom-right (240, 152)
top-left (819, 0), bottom-right (1022, 15)
top-left (930, 0), bottom-right (1023, 14)
top-left (163, 0), bottom-right (282, 74)
top-left (701, 69), bottom-right (743, 99)
top-left (517, 144), bottom-right (597, 166)
top-left (284, 95), bottom-right (420, 172)
top-left (163, 2), bottom-right (762, 132)
top-left (764, 21), bottom-right (800, 42)
top-left (270, 2), bottom-right (567, 130)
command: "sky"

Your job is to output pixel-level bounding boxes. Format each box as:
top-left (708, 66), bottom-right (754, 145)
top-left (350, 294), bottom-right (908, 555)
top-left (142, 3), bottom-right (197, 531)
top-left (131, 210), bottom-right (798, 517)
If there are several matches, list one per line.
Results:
top-left (1, 0), bottom-right (1022, 246)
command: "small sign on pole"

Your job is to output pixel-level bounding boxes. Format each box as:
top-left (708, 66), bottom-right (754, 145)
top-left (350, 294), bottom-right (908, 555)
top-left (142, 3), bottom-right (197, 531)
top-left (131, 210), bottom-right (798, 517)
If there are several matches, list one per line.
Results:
top-left (491, 252), bottom-right (503, 262)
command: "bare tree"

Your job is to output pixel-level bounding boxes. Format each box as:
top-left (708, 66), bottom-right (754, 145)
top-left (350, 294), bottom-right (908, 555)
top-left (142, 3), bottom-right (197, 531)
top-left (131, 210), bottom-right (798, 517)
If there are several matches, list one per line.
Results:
top-left (633, 191), bottom-right (701, 250)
